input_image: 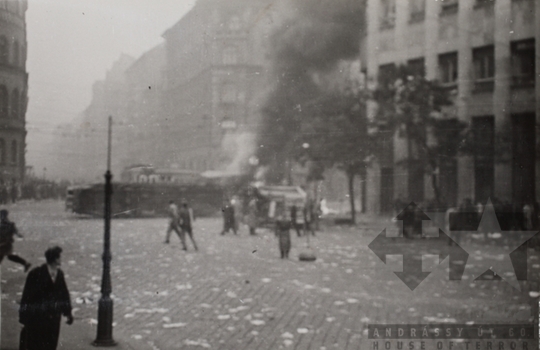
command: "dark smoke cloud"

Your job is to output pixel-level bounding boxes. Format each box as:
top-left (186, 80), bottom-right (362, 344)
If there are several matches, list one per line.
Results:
top-left (257, 0), bottom-right (366, 180)
top-left (270, 0), bottom-right (365, 72)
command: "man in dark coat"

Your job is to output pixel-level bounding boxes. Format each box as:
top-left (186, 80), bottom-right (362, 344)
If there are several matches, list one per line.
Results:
top-left (19, 246), bottom-right (73, 350)
top-left (221, 199), bottom-right (237, 235)
top-left (179, 199), bottom-right (198, 251)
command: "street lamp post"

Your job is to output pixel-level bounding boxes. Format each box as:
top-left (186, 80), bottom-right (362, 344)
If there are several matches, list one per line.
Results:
top-left (298, 143), bottom-right (316, 262)
top-left (93, 116), bottom-right (117, 347)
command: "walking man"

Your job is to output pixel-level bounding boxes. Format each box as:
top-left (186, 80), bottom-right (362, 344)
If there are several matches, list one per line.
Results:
top-left (164, 200), bottom-right (183, 245)
top-left (179, 199), bottom-right (198, 251)
top-left (290, 205), bottom-right (302, 237)
top-left (0, 209), bottom-right (31, 272)
top-left (221, 199), bottom-right (237, 235)
top-left (246, 197), bottom-right (258, 235)
top-left (19, 246), bottom-right (73, 350)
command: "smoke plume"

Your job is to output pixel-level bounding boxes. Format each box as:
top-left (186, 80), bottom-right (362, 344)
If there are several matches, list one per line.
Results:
top-left (257, 0), bottom-right (366, 182)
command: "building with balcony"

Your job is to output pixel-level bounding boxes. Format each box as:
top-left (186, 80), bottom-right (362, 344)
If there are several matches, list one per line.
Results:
top-left (0, 0), bottom-right (28, 184)
top-left (363, 0), bottom-right (539, 212)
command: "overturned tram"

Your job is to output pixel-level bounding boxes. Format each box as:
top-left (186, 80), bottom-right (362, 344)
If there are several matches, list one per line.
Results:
top-left (66, 182), bottom-right (224, 218)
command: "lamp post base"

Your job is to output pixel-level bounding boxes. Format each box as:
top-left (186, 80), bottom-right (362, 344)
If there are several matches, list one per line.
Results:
top-left (92, 297), bottom-right (117, 347)
top-left (92, 339), bottom-right (117, 347)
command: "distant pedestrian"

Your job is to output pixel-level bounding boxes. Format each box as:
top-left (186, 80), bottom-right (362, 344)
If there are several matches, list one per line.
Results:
top-left (0, 183), bottom-right (7, 204)
top-left (231, 195), bottom-right (243, 232)
top-left (19, 246), bottom-right (73, 350)
top-left (246, 197), bottom-right (258, 235)
top-left (0, 209), bottom-right (31, 272)
top-left (303, 198), bottom-right (315, 237)
top-left (221, 199), bottom-right (237, 235)
top-left (164, 200), bottom-right (183, 245)
top-left (275, 215), bottom-right (292, 259)
top-left (11, 181), bottom-right (18, 203)
top-left (290, 205), bottom-right (301, 237)
top-left (179, 199), bottom-right (198, 251)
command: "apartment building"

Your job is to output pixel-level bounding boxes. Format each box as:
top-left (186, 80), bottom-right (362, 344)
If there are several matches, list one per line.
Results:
top-left (0, 0), bottom-right (28, 183)
top-left (363, 0), bottom-right (539, 212)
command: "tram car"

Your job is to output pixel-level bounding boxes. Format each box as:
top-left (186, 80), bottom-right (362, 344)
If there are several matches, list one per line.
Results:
top-left (67, 182), bottom-right (224, 218)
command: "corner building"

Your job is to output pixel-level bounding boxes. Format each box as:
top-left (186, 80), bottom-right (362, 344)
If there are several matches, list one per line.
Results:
top-left (0, 0), bottom-right (27, 183)
top-left (363, 0), bottom-right (539, 212)
top-left (160, 0), bottom-right (279, 171)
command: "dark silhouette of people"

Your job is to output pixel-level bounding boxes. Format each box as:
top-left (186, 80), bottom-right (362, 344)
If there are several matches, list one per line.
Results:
top-left (164, 200), bottom-right (183, 245)
top-left (221, 199), bottom-right (237, 235)
top-left (275, 217), bottom-right (292, 259)
top-left (246, 197), bottom-right (258, 235)
top-left (0, 209), bottom-right (31, 272)
top-left (19, 246), bottom-right (73, 350)
top-left (179, 199), bottom-right (198, 251)
top-left (303, 199), bottom-right (315, 237)
top-left (11, 180), bottom-right (18, 203)
top-left (290, 205), bottom-right (302, 237)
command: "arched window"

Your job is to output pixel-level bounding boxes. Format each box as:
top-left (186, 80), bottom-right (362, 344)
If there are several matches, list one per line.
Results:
top-left (12, 41), bottom-right (19, 66)
top-left (0, 36), bottom-right (8, 64)
top-left (0, 138), bottom-right (5, 164)
top-left (11, 140), bottom-right (16, 164)
top-left (11, 88), bottom-right (18, 118)
top-left (0, 86), bottom-right (8, 118)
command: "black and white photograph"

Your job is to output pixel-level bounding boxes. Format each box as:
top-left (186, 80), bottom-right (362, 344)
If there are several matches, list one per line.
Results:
top-left (0, 0), bottom-right (539, 349)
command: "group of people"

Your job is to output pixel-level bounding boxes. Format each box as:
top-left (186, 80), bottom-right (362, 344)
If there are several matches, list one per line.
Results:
top-left (0, 209), bottom-right (73, 350)
top-left (220, 196), bottom-right (258, 236)
top-left (165, 199), bottom-right (198, 251)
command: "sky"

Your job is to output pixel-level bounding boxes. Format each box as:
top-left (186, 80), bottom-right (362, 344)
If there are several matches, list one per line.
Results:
top-left (25, 0), bottom-right (197, 175)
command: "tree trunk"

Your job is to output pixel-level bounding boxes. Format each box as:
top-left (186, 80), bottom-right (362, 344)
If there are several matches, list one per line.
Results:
top-left (431, 170), bottom-right (441, 205)
top-left (360, 168), bottom-right (367, 213)
top-left (347, 170), bottom-right (356, 224)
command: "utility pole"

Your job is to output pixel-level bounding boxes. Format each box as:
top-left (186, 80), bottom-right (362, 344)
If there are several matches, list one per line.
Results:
top-left (93, 116), bottom-right (117, 347)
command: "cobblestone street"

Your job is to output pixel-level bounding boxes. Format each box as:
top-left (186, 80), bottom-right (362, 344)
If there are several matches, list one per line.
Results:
top-left (2, 201), bottom-right (538, 349)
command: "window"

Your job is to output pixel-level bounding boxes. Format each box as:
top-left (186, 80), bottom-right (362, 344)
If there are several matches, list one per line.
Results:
top-left (0, 139), bottom-right (4, 164)
top-left (511, 39), bottom-right (535, 87)
top-left (380, 0), bottom-right (396, 29)
top-left (0, 36), bottom-right (8, 64)
top-left (0, 86), bottom-right (8, 118)
top-left (440, 0), bottom-right (458, 15)
top-left (378, 63), bottom-right (397, 86)
top-left (410, 0), bottom-right (425, 22)
top-left (12, 41), bottom-right (18, 66)
top-left (11, 89), bottom-right (18, 118)
top-left (438, 52), bottom-right (458, 84)
top-left (473, 46), bottom-right (494, 90)
top-left (222, 47), bottom-right (238, 65)
top-left (11, 140), bottom-right (16, 164)
top-left (407, 58), bottom-right (425, 78)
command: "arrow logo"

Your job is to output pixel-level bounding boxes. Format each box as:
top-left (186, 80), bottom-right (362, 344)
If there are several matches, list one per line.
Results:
top-left (368, 202), bottom-right (467, 290)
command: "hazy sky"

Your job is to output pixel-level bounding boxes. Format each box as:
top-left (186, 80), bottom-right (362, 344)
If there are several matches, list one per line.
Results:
top-left (25, 0), bottom-right (196, 173)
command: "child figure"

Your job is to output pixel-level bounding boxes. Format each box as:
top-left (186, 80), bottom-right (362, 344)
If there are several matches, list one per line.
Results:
top-left (275, 207), bottom-right (291, 259)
